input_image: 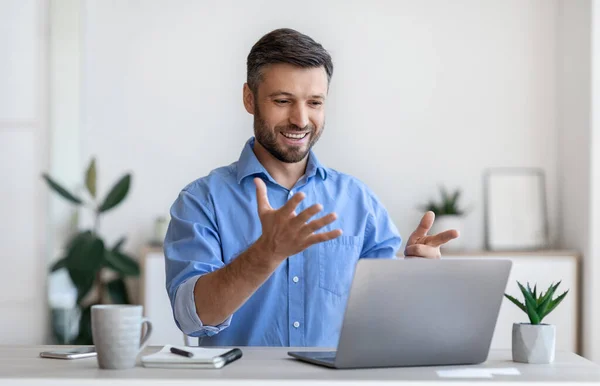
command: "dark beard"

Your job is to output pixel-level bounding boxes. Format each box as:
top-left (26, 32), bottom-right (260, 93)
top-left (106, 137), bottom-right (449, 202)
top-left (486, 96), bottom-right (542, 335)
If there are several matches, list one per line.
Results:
top-left (253, 105), bottom-right (323, 163)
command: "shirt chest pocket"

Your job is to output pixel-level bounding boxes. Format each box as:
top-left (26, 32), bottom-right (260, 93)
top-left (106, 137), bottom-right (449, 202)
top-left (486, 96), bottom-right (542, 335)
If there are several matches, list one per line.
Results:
top-left (318, 236), bottom-right (362, 296)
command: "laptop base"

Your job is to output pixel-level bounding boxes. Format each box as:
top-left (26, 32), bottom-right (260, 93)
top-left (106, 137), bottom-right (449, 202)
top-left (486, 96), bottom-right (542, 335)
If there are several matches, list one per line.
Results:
top-left (287, 351), bottom-right (337, 368)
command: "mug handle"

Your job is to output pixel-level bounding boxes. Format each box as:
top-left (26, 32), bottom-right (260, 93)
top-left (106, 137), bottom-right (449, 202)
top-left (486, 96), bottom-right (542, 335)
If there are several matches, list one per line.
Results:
top-left (138, 317), bottom-right (153, 354)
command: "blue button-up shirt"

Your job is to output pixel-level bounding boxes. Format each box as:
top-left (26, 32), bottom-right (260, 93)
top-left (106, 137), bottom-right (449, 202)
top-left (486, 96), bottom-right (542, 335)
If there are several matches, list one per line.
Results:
top-left (164, 137), bottom-right (402, 347)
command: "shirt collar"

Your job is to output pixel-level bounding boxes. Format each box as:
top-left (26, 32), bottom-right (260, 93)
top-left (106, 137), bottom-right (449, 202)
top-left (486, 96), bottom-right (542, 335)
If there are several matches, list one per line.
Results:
top-left (236, 137), bottom-right (327, 184)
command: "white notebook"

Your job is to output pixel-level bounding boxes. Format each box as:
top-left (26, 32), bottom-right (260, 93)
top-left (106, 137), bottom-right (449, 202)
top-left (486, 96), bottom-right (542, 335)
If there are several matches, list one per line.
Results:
top-left (141, 345), bottom-right (240, 369)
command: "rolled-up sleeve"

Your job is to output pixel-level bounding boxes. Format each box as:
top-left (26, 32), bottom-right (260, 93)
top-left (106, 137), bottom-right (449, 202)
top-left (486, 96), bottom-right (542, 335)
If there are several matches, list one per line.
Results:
top-left (361, 191), bottom-right (402, 259)
top-left (164, 189), bottom-right (232, 337)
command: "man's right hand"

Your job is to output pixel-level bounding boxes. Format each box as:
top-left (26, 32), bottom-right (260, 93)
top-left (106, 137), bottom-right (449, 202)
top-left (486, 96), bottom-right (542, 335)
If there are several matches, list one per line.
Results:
top-left (189, 178), bottom-right (342, 326)
top-left (253, 177), bottom-right (342, 263)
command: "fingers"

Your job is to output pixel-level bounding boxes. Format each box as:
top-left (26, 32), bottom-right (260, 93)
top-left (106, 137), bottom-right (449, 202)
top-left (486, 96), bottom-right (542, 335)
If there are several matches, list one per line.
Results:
top-left (426, 229), bottom-right (460, 247)
top-left (404, 244), bottom-right (441, 259)
top-left (406, 211), bottom-right (435, 246)
top-left (290, 204), bottom-right (323, 227)
top-left (254, 178), bottom-right (272, 214)
top-left (279, 191), bottom-right (306, 217)
top-left (304, 229), bottom-right (343, 247)
top-left (301, 212), bottom-right (338, 237)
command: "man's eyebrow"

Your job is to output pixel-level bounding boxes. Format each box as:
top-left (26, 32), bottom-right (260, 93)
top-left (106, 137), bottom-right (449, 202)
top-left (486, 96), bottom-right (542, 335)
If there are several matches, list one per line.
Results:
top-left (268, 91), bottom-right (326, 99)
top-left (268, 91), bottom-right (294, 98)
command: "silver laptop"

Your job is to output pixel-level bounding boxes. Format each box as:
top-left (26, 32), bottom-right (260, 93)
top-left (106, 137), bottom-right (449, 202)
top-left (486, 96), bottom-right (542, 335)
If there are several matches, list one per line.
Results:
top-left (288, 258), bottom-right (512, 369)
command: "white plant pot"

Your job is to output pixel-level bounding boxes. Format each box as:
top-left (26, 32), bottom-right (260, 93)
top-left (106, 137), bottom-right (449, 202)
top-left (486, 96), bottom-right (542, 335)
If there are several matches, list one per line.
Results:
top-left (429, 215), bottom-right (463, 251)
top-left (512, 323), bottom-right (556, 364)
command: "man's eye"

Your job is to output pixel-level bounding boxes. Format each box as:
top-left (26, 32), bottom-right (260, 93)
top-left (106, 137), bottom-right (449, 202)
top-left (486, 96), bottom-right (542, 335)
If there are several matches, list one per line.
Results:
top-left (275, 100), bottom-right (290, 104)
top-left (310, 101), bottom-right (323, 106)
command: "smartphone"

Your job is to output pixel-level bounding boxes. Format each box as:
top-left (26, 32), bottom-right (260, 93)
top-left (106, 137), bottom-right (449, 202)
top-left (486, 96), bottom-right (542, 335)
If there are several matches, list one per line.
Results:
top-left (39, 347), bottom-right (97, 359)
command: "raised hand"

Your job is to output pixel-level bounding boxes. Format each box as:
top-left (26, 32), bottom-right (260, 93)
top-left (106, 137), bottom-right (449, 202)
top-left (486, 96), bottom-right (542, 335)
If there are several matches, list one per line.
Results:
top-left (254, 178), bottom-right (342, 262)
top-left (404, 211), bottom-right (460, 258)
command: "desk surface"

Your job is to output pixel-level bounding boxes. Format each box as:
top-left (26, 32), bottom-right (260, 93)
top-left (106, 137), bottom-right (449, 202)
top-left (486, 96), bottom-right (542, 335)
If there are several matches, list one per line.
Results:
top-left (2, 346), bottom-right (600, 385)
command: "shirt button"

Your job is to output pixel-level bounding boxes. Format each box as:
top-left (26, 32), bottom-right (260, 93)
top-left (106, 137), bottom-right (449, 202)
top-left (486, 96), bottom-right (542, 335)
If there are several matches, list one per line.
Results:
top-left (293, 321), bottom-right (300, 328)
top-left (289, 190), bottom-right (294, 197)
top-left (293, 276), bottom-right (299, 283)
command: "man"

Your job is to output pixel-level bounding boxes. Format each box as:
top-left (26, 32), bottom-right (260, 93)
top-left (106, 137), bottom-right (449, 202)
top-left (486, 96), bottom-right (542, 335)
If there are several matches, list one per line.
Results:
top-left (164, 28), bottom-right (459, 347)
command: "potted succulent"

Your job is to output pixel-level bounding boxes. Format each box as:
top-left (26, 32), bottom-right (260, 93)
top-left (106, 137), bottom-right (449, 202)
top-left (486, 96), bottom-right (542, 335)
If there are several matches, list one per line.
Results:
top-left (43, 158), bottom-right (140, 344)
top-left (504, 281), bottom-right (569, 364)
top-left (420, 186), bottom-right (466, 250)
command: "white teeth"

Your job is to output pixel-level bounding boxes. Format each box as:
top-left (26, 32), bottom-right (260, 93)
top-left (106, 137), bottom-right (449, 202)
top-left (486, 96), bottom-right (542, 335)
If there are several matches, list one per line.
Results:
top-left (282, 132), bottom-right (308, 139)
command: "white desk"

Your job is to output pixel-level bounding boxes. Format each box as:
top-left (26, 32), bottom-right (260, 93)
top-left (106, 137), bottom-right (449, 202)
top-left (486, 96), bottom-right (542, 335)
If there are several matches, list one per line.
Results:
top-left (2, 346), bottom-right (600, 385)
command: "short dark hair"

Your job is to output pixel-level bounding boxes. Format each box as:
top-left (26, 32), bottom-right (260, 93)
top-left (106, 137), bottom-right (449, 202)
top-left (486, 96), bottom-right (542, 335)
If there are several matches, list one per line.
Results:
top-left (246, 28), bottom-right (334, 93)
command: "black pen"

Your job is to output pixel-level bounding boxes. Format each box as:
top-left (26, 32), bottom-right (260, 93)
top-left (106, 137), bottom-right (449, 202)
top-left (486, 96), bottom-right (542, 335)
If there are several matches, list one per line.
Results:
top-left (217, 348), bottom-right (243, 365)
top-left (170, 346), bottom-right (194, 358)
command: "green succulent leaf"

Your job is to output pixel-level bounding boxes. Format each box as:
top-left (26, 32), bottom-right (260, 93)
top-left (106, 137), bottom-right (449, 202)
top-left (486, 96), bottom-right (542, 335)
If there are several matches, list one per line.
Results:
top-left (42, 174), bottom-right (82, 205)
top-left (440, 186), bottom-right (450, 206)
top-left (508, 281), bottom-right (569, 325)
top-left (544, 290), bottom-right (569, 318)
top-left (104, 249), bottom-right (140, 277)
top-left (107, 278), bottom-right (130, 304)
top-left (537, 287), bottom-right (550, 306)
top-left (537, 282), bottom-right (560, 321)
top-left (85, 158), bottom-right (97, 199)
top-left (536, 282), bottom-right (560, 310)
top-left (525, 296), bottom-right (540, 324)
top-left (517, 281), bottom-right (532, 301)
top-left (451, 190), bottom-right (460, 207)
top-left (421, 186), bottom-right (464, 216)
top-left (518, 281), bottom-right (540, 324)
top-left (98, 174), bottom-right (131, 213)
top-left (504, 294), bottom-right (527, 313)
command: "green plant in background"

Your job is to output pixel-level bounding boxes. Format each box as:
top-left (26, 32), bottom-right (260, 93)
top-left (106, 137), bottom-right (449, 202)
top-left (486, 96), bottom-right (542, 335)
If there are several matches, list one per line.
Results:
top-left (504, 281), bottom-right (569, 325)
top-left (43, 158), bottom-right (139, 344)
top-left (420, 186), bottom-right (465, 216)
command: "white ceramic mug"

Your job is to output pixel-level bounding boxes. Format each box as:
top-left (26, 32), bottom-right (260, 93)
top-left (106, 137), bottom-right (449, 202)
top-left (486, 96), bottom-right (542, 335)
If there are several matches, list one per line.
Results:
top-left (91, 305), bottom-right (153, 369)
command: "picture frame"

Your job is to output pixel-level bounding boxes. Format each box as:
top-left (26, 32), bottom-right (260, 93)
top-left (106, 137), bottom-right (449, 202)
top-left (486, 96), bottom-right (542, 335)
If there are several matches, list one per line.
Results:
top-left (483, 168), bottom-right (549, 251)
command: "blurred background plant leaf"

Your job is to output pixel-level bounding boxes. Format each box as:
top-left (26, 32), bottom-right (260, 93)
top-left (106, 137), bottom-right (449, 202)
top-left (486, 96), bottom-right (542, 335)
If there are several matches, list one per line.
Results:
top-left (42, 174), bottom-right (82, 205)
top-left (85, 158), bottom-right (97, 199)
top-left (98, 174), bottom-right (131, 213)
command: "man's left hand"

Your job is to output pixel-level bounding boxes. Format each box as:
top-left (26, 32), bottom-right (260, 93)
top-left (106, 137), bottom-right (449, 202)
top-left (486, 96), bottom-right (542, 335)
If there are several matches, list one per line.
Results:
top-left (404, 211), bottom-right (460, 259)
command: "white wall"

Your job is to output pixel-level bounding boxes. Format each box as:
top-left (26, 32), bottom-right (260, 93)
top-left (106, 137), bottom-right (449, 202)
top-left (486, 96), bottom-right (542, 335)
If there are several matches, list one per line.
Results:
top-left (557, 0), bottom-right (593, 359)
top-left (37, 0), bottom-right (600, 360)
top-left (589, 0), bottom-right (600, 362)
top-left (79, 0), bottom-right (559, 257)
top-left (46, 0), bottom-right (84, 332)
top-left (555, 0), bottom-right (600, 363)
top-left (48, 0), bottom-right (82, 256)
top-left (0, 0), bottom-right (48, 344)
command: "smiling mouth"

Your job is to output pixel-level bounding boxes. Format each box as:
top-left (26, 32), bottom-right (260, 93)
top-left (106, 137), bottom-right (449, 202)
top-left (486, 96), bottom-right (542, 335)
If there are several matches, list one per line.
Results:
top-left (281, 132), bottom-right (309, 140)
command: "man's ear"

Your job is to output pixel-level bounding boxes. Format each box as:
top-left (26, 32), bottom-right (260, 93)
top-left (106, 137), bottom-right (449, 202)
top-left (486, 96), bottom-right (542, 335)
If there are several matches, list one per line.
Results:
top-left (243, 83), bottom-right (255, 115)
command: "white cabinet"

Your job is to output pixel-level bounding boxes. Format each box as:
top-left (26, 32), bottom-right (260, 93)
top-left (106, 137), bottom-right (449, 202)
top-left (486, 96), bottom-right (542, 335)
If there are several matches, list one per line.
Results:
top-left (445, 251), bottom-right (580, 353)
top-left (140, 248), bottom-right (187, 346)
top-left (142, 247), bottom-right (580, 352)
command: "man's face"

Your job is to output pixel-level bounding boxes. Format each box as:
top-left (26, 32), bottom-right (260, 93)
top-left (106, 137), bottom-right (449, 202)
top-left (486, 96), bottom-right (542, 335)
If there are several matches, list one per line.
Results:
top-left (245, 63), bottom-right (328, 163)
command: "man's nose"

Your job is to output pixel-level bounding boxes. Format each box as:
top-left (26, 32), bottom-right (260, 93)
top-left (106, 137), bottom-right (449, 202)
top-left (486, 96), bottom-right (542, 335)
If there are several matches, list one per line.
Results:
top-left (289, 105), bottom-right (309, 129)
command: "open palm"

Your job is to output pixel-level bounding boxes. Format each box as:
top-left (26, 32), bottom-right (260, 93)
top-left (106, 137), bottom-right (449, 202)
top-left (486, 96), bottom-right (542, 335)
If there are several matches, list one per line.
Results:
top-left (404, 211), bottom-right (460, 258)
